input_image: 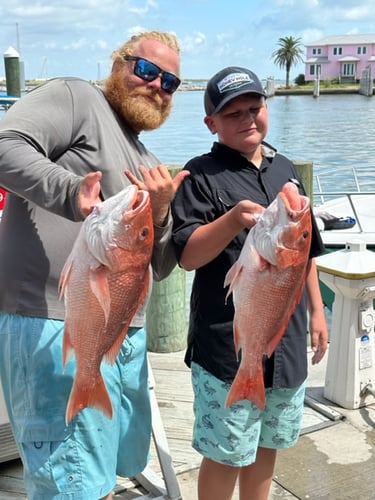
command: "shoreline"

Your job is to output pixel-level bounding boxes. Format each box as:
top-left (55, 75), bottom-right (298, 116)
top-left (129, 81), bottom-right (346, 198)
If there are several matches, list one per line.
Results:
top-left (274, 86), bottom-right (368, 96)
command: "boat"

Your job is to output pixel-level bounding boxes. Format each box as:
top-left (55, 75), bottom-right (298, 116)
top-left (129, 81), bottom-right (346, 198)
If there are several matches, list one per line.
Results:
top-left (313, 167), bottom-right (375, 250)
top-left (313, 167), bottom-right (375, 310)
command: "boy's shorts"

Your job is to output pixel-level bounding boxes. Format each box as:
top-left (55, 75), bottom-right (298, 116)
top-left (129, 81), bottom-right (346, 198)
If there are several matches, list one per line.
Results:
top-left (191, 362), bottom-right (305, 467)
top-left (0, 312), bottom-right (151, 500)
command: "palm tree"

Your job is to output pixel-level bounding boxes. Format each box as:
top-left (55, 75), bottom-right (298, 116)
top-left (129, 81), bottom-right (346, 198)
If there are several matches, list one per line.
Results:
top-left (272, 36), bottom-right (304, 88)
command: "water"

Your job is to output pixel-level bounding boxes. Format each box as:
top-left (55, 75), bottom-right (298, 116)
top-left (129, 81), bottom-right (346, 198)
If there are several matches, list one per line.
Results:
top-left (2, 91), bottom-right (375, 194)
top-left (141, 91), bottom-right (375, 195)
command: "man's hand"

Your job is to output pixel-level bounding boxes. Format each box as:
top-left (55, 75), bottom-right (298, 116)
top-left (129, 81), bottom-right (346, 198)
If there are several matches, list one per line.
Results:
top-left (125, 165), bottom-right (189, 226)
top-left (78, 171), bottom-right (102, 218)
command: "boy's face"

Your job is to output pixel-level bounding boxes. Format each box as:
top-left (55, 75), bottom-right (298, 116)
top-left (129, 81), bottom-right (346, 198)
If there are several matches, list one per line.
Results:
top-left (204, 94), bottom-right (268, 158)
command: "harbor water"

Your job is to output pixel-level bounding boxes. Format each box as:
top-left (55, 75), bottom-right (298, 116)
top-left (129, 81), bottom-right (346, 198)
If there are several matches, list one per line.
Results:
top-left (141, 91), bottom-right (375, 195)
top-left (2, 90), bottom-right (375, 193)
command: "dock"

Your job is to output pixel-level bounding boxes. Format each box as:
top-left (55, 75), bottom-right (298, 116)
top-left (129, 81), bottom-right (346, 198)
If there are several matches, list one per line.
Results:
top-left (0, 94), bottom-right (19, 110)
top-left (1, 343), bottom-right (375, 499)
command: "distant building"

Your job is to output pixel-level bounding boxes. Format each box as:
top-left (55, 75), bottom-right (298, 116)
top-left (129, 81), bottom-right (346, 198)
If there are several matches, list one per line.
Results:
top-left (304, 34), bottom-right (375, 82)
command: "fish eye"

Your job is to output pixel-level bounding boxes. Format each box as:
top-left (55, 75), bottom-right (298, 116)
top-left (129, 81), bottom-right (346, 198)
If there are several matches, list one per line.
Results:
top-left (302, 230), bottom-right (309, 239)
top-left (140, 227), bottom-right (149, 239)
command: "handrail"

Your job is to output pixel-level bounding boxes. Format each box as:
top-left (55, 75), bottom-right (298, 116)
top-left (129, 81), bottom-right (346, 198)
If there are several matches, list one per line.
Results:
top-left (313, 191), bottom-right (375, 233)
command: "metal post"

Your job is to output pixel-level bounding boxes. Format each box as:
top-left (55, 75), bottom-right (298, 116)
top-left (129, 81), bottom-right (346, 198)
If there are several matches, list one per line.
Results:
top-left (3, 46), bottom-right (21, 97)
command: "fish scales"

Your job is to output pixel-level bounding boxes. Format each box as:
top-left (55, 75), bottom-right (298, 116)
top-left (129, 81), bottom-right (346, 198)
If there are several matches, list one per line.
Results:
top-left (224, 182), bottom-right (312, 410)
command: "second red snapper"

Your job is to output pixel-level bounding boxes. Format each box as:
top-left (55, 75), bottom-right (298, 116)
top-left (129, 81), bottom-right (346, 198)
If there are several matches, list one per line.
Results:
top-left (59, 185), bottom-right (154, 424)
top-left (224, 182), bottom-right (312, 410)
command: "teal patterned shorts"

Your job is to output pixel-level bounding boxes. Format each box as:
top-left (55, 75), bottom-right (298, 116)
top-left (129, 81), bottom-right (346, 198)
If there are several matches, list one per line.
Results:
top-left (191, 362), bottom-right (305, 466)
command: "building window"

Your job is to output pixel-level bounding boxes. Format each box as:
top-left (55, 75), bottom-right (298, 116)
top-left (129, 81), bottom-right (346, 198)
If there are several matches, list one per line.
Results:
top-left (333, 47), bottom-right (342, 55)
top-left (309, 64), bottom-right (321, 76)
top-left (357, 46), bottom-right (367, 54)
top-left (312, 48), bottom-right (321, 55)
top-left (342, 63), bottom-right (355, 76)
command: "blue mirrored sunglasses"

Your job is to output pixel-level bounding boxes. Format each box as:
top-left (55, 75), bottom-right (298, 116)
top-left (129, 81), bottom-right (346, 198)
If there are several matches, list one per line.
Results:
top-left (123, 55), bottom-right (181, 94)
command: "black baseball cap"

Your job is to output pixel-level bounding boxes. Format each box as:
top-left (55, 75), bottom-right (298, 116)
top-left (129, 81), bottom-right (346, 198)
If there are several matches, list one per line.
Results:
top-left (204, 66), bottom-right (266, 115)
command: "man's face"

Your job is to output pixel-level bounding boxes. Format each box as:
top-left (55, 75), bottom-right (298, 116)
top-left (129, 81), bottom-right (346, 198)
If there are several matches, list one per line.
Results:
top-left (204, 94), bottom-right (268, 157)
top-left (105, 38), bottom-right (180, 133)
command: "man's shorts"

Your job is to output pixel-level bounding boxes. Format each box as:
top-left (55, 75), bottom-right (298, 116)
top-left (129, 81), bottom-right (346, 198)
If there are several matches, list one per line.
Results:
top-left (191, 362), bottom-right (305, 467)
top-left (0, 312), bottom-right (151, 499)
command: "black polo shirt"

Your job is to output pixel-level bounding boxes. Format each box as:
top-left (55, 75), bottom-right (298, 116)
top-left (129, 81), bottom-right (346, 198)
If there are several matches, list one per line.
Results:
top-left (172, 141), bottom-right (324, 388)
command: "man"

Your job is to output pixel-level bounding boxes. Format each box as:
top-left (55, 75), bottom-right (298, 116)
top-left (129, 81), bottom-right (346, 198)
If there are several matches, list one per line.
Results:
top-left (0, 31), bottom-right (187, 499)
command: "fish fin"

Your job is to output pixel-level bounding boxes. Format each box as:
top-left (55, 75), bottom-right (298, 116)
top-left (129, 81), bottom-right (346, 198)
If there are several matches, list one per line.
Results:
top-left (65, 373), bottom-right (113, 424)
top-left (104, 325), bottom-right (130, 364)
top-left (265, 331), bottom-right (285, 358)
top-left (225, 364), bottom-right (266, 410)
top-left (62, 324), bottom-right (74, 368)
top-left (89, 265), bottom-right (111, 323)
top-left (58, 257), bottom-right (73, 299)
top-left (233, 322), bottom-right (241, 358)
top-left (224, 262), bottom-right (243, 302)
top-left (258, 255), bottom-right (270, 271)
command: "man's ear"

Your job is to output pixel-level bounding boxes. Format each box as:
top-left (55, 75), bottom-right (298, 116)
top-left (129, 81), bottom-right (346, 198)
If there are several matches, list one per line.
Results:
top-left (111, 59), bottom-right (123, 73)
top-left (204, 116), bottom-right (216, 135)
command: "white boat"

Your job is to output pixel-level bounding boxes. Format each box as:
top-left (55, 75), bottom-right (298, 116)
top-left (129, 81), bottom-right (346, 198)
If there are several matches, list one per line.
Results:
top-left (313, 168), bottom-right (375, 311)
top-left (313, 168), bottom-right (375, 250)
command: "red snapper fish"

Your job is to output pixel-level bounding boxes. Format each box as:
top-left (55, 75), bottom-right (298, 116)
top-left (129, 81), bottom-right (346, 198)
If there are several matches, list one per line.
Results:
top-left (224, 182), bottom-right (312, 410)
top-left (59, 185), bottom-right (154, 424)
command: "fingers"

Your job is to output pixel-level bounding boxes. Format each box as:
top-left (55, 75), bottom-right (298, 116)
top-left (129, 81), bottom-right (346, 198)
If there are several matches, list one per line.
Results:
top-left (173, 170), bottom-right (190, 190)
top-left (124, 169), bottom-right (146, 189)
top-left (310, 332), bottom-right (328, 365)
top-left (84, 171), bottom-right (102, 187)
top-left (125, 165), bottom-right (189, 196)
top-left (78, 171), bottom-right (103, 218)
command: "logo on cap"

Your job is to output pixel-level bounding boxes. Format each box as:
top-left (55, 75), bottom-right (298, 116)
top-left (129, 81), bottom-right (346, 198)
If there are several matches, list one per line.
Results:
top-left (217, 72), bottom-right (253, 94)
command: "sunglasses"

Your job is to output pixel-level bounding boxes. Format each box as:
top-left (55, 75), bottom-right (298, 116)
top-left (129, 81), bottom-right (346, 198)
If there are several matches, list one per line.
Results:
top-left (123, 55), bottom-right (181, 94)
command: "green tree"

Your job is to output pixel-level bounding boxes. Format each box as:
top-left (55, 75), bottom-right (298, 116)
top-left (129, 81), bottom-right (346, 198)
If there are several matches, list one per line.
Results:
top-left (272, 36), bottom-right (304, 88)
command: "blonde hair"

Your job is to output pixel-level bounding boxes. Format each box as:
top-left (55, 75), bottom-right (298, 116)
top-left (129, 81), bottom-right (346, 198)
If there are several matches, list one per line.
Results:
top-left (111, 31), bottom-right (180, 61)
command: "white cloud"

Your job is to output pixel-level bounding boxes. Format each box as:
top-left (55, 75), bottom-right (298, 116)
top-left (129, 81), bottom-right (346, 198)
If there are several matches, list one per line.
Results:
top-left (181, 32), bottom-right (206, 53)
top-left (127, 0), bottom-right (159, 15)
top-left (2, 0), bottom-right (375, 80)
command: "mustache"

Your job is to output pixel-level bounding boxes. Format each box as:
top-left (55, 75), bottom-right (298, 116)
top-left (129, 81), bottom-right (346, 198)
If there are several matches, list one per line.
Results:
top-left (131, 87), bottom-right (164, 109)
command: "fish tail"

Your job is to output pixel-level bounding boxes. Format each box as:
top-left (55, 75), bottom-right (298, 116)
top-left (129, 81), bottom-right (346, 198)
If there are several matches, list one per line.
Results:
top-left (225, 365), bottom-right (266, 411)
top-left (65, 374), bottom-right (113, 424)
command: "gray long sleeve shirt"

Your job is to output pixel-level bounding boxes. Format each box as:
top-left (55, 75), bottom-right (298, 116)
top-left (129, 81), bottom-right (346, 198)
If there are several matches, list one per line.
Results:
top-left (0, 77), bottom-right (176, 324)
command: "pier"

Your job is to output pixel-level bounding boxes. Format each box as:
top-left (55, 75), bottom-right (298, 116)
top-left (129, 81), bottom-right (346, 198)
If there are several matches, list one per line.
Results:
top-left (1, 345), bottom-right (375, 499)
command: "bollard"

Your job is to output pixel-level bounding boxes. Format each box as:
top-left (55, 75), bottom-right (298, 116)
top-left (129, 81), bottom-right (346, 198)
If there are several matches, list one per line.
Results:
top-left (293, 160), bottom-right (313, 203)
top-left (4, 46), bottom-right (21, 98)
top-left (317, 239), bottom-right (375, 409)
top-left (146, 166), bottom-right (187, 353)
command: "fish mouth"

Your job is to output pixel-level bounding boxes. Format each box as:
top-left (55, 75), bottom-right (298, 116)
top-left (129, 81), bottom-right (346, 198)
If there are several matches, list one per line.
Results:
top-left (130, 187), bottom-right (149, 213)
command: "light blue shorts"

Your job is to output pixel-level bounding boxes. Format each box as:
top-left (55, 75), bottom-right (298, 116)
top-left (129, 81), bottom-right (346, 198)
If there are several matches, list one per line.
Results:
top-left (0, 312), bottom-right (151, 499)
top-left (191, 362), bottom-right (305, 467)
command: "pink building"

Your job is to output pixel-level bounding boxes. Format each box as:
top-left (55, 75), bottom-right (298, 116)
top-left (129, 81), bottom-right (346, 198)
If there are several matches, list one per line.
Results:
top-left (305, 34), bottom-right (375, 82)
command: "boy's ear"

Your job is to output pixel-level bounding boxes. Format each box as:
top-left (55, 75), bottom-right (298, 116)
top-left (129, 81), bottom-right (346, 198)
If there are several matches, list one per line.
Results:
top-left (204, 116), bottom-right (216, 135)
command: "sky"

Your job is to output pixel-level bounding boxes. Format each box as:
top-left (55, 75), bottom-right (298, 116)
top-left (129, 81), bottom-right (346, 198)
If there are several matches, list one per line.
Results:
top-left (1, 0), bottom-right (375, 83)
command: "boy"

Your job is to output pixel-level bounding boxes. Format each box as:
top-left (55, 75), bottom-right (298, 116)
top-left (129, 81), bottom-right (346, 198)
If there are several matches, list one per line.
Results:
top-left (171, 66), bottom-right (328, 500)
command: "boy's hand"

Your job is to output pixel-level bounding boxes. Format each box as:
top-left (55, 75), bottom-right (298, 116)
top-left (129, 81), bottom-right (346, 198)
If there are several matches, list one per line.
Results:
top-left (233, 200), bottom-right (265, 229)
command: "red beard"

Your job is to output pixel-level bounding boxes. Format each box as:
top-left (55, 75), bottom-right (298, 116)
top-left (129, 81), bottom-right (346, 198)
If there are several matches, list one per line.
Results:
top-left (104, 71), bottom-right (172, 132)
